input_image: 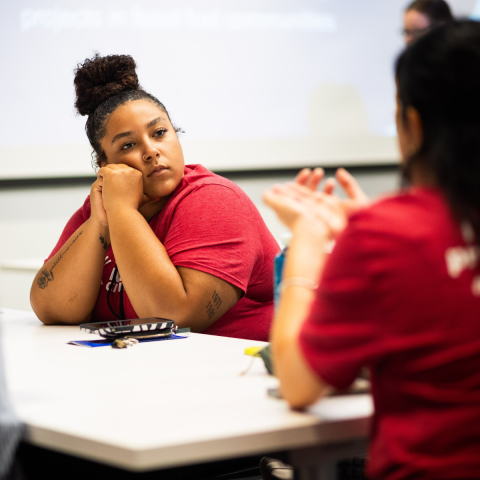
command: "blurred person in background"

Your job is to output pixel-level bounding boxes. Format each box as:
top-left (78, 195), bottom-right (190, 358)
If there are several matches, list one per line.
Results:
top-left (403, 0), bottom-right (454, 44)
top-left (265, 20), bottom-right (480, 480)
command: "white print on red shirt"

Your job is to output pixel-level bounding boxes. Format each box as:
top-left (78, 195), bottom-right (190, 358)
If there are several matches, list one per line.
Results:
top-left (100, 256), bottom-right (113, 286)
top-left (444, 223), bottom-right (480, 296)
top-left (105, 266), bottom-right (122, 292)
top-left (445, 246), bottom-right (479, 278)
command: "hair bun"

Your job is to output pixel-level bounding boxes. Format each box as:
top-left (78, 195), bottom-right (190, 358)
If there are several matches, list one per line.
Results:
top-left (74, 54), bottom-right (140, 116)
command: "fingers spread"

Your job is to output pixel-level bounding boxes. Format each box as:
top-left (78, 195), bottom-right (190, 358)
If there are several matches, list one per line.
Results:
top-left (264, 184), bottom-right (348, 239)
top-left (294, 167), bottom-right (324, 191)
top-left (323, 178), bottom-right (336, 195)
top-left (305, 167), bottom-right (324, 191)
top-left (294, 168), bottom-right (312, 186)
top-left (335, 168), bottom-right (368, 201)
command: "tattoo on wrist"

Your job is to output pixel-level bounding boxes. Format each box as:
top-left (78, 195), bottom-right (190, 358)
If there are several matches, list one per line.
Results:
top-left (99, 234), bottom-right (109, 251)
top-left (205, 290), bottom-right (223, 320)
top-left (37, 231), bottom-right (83, 289)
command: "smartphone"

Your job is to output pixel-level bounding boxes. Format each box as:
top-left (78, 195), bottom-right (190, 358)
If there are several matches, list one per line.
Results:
top-left (80, 317), bottom-right (175, 340)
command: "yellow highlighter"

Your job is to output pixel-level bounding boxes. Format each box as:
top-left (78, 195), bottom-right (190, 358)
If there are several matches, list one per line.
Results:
top-left (244, 345), bottom-right (273, 374)
top-left (244, 346), bottom-right (264, 357)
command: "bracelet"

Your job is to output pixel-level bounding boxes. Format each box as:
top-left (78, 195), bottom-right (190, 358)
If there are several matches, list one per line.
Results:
top-left (279, 277), bottom-right (319, 294)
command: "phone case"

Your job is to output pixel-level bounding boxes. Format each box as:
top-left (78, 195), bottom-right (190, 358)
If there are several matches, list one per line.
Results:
top-left (80, 317), bottom-right (176, 340)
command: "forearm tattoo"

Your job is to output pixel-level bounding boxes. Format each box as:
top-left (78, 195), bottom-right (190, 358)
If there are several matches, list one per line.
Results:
top-left (37, 231), bottom-right (83, 289)
top-left (99, 234), bottom-right (109, 251)
top-left (205, 290), bottom-right (223, 320)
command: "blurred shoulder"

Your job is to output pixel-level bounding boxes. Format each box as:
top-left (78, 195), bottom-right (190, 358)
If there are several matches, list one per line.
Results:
top-left (349, 187), bottom-right (449, 237)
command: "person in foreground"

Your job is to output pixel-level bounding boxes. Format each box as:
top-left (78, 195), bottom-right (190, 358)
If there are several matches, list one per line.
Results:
top-left (30, 54), bottom-right (279, 341)
top-left (264, 21), bottom-right (480, 480)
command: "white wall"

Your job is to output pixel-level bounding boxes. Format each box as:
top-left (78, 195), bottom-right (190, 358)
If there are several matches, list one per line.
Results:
top-left (0, 168), bottom-right (399, 311)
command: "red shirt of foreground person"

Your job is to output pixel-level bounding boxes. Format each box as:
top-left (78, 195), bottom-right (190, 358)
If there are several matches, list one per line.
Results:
top-left (264, 20), bottom-right (480, 480)
top-left (300, 188), bottom-right (480, 479)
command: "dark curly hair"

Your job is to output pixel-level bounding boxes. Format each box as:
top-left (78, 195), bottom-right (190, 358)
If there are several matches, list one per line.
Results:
top-left (74, 54), bottom-right (176, 169)
top-left (396, 20), bottom-right (480, 243)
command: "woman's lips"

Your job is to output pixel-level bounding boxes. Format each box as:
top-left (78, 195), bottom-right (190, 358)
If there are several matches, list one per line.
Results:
top-left (148, 166), bottom-right (169, 177)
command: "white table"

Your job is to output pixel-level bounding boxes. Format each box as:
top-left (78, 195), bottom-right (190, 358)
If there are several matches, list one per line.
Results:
top-left (0, 308), bottom-right (373, 479)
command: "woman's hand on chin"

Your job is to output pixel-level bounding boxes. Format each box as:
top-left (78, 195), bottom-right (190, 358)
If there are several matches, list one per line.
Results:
top-left (90, 174), bottom-right (109, 228)
top-left (98, 164), bottom-right (149, 214)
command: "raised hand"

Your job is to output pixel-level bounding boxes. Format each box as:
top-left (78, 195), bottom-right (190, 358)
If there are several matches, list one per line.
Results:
top-left (295, 167), bottom-right (369, 215)
top-left (294, 167), bottom-right (337, 195)
top-left (263, 182), bottom-right (348, 242)
top-left (334, 168), bottom-right (370, 215)
top-left (265, 167), bottom-right (370, 242)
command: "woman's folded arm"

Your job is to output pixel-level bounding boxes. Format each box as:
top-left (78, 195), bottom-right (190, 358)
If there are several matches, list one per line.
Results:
top-left (106, 206), bottom-right (242, 331)
top-left (30, 218), bottom-right (110, 325)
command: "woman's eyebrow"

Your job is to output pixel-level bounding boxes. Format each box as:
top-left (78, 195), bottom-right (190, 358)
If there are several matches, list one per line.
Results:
top-left (111, 117), bottom-right (165, 145)
top-left (146, 116), bottom-right (165, 128)
top-left (111, 131), bottom-right (134, 145)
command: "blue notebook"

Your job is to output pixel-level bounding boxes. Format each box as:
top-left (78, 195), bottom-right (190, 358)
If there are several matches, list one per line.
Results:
top-left (68, 334), bottom-right (188, 347)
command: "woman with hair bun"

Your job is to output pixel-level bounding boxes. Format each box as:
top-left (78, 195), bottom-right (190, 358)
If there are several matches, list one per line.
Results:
top-left (30, 54), bottom-right (279, 340)
top-left (265, 20), bottom-right (480, 479)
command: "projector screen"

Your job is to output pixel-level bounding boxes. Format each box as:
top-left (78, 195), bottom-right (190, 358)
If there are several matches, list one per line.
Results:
top-left (0, 0), bottom-right (478, 180)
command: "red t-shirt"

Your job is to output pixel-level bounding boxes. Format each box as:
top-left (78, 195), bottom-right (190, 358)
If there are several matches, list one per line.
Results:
top-left (47, 165), bottom-right (279, 341)
top-left (300, 188), bottom-right (480, 480)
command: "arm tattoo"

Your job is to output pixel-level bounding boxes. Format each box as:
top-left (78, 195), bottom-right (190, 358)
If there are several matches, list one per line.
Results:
top-left (99, 234), bottom-right (109, 251)
top-left (205, 290), bottom-right (223, 320)
top-left (37, 231), bottom-right (83, 289)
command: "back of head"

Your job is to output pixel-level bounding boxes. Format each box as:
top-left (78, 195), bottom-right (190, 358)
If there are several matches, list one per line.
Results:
top-left (406, 0), bottom-right (454, 25)
top-left (396, 20), bottom-right (480, 240)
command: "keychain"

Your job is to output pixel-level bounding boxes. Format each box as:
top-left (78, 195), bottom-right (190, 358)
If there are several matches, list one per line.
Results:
top-left (112, 337), bottom-right (139, 349)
